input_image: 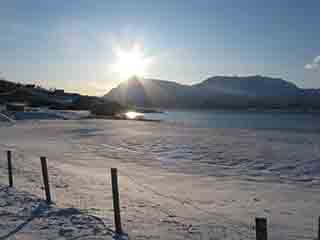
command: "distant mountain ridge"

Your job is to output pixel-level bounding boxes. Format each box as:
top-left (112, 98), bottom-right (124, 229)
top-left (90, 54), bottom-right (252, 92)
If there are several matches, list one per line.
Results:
top-left (105, 75), bottom-right (320, 109)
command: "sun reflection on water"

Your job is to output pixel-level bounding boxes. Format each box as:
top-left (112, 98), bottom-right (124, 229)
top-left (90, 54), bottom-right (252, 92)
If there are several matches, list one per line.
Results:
top-left (125, 111), bottom-right (144, 119)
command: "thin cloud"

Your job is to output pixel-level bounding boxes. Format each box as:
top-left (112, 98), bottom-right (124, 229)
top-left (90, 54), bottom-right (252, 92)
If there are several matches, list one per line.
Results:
top-left (305, 56), bottom-right (320, 70)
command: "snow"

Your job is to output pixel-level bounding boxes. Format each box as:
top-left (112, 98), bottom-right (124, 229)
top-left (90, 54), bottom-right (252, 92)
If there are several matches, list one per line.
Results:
top-left (1, 119), bottom-right (320, 239)
top-left (10, 110), bottom-right (90, 121)
top-left (0, 112), bottom-right (14, 127)
top-left (0, 185), bottom-right (114, 239)
top-left (0, 113), bottom-right (11, 122)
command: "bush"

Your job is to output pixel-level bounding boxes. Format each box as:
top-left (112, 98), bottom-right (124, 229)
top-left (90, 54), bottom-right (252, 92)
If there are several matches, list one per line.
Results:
top-left (90, 101), bottom-right (123, 116)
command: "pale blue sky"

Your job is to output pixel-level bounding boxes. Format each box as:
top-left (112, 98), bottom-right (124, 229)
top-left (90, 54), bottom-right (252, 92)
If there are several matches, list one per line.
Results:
top-left (0, 0), bottom-right (319, 95)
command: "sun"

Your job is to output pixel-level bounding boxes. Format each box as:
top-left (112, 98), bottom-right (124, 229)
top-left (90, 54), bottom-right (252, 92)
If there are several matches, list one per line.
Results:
top-left (111, 44), bottom-right (152, 80)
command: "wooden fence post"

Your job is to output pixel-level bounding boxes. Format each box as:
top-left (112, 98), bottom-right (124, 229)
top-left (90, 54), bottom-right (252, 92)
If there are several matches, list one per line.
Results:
top-left (40, 156), bottom-right (52, 204)
top-left (7, 150), bottom-right (13, 187)
top-left (111, 168), bottom-right (122, 235)
top-left (318, 216), bottom-right (320, 240)
top-left (256, 217), bottom-right (267, 240)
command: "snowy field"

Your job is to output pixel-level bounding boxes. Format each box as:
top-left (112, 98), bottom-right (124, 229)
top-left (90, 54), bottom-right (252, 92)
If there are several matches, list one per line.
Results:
top-left (1, 119), bottom-right (320, 239)
top-left (0, 185), bottom-right (114, 239)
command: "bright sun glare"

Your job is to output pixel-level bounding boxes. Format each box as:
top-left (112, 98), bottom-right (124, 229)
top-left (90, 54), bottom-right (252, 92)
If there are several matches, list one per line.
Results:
top-left (111, 44), bottom-right (152, 80)
top-left (125, 111), bottom-right (144, 119)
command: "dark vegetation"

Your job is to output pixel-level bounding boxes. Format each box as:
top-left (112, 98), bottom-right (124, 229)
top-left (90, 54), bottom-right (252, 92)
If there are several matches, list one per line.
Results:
top-left (0, 79), bottom-right (124, 116)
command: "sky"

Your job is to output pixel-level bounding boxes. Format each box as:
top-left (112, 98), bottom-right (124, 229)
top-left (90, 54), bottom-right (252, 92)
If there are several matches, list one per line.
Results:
top-left (0, 0), bottom-right (319, 95)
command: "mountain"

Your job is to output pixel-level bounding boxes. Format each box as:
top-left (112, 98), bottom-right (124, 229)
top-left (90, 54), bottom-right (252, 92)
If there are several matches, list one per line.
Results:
top-left (106, 77), bottom-right (195, 108)
top-left (105, 75), bottom-right (320, 109)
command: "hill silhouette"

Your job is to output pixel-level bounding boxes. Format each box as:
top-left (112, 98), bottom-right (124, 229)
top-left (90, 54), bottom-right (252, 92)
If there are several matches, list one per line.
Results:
top-left (105, 76), bottom-right (320, 109)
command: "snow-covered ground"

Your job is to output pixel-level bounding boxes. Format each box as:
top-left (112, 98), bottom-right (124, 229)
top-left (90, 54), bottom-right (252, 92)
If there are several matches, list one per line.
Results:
top-left (0, 185), bottom-right (114, 239)
top-left (10, 109), bottom-right (90, 121)
top-left (0, 113), bottom-right (11, 123)
top-left (1, 119), bottom-right (320, 239)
